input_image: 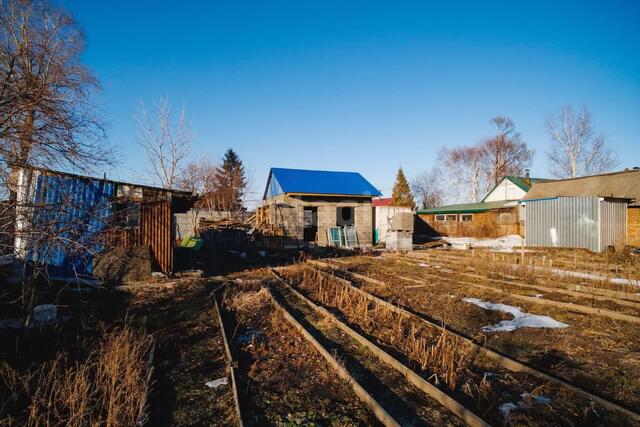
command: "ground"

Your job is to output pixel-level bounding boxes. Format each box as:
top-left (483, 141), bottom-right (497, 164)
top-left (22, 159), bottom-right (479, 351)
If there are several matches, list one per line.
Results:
top-left (2, 245), bottom-right (640, 426)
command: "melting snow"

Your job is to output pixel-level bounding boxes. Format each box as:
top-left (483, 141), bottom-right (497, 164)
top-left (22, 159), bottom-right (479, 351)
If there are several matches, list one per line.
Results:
top-left (444, 235), bottom-right (523, 252)
top-left (205, 377), bottom-right (228, 389)
top-left (499, 393), bottom-right (552, 418)
top-left (463, 298), bottom-right (569, 332)
top-left (499, 402), bottom-right (518, 417)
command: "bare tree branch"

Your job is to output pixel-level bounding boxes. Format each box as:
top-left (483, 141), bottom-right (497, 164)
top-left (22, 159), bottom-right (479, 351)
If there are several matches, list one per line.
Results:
top-left (134, 98), bottom-right (192, 189)
top-left (411, 167), bottom-right (444, 209)
top-left (546, 106), bottom-right (618, 178)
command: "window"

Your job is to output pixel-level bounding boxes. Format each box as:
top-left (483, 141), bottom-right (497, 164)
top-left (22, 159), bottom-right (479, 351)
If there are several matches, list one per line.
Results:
top-left (337, 207), bottom-right (355, 226)
top-left (445, 214), bottom-right (457, 221)
top-left (113, 202), bottom-right (140, 228)
top-left (435, 214), bottom-right (445, 221)
top-left (460, 214), bottom-right (473, 222)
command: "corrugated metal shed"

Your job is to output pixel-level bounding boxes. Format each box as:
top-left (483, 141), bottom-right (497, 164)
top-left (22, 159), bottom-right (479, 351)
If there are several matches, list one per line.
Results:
top-left (523, 169), bottom-right (640, 206)
top-left (524, 196), bottom-right (627, 252)
top-left (16, 167), bottom-right (193, 277)
top-left (263, 167), bottom-right (381, 199)
top-left (29, 173), bottom-right (115, 277)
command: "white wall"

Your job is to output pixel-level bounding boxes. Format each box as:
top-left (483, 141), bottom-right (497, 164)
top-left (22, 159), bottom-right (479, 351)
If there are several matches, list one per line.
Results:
top-left (483, 178), bottom-right (527, 202)
top-left (374, 206), bottom-right (412, 243)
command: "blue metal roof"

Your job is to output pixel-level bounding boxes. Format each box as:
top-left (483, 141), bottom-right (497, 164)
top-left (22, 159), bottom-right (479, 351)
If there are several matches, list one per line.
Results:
top-left (264, 167), bottom-right (381, 198)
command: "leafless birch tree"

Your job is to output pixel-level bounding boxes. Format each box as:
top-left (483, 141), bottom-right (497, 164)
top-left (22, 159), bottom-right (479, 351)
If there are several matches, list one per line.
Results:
top-left (546, 106), bottom-right (618, 178)
top-left (438, 146), bottom-right (484, 202)
top-left (135, 98), bottom-right (192, 189)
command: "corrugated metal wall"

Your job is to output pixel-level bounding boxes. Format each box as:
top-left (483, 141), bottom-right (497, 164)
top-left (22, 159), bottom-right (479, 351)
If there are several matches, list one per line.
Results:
top-left (600, 199), bottom-right (627, 250)
top-left (141, 201), bottom-right (173, 273)
top-left (24, 171), bottom-right (177, 276)
top-left (29, 173), bottom-right (115, 277)
top-left (524, 196), bottom-right (627, 252)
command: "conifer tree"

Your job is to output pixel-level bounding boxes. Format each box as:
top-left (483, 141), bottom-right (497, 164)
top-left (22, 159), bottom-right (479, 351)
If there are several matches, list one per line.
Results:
top-left (391, 167), bottom-right (415, 209)
top-left (213, 148), bottom-right (247, 212)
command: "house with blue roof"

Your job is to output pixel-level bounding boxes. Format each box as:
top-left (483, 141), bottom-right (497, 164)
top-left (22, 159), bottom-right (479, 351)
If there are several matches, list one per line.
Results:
top-left (259, 167), bottom-right (381, 247)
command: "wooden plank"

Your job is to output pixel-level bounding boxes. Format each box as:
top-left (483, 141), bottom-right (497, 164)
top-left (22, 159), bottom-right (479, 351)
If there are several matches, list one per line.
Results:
top-left (267, 290), bottom-right (401, 427)
top-left (307, 262), bottom-right (640, 422)
top-left (212, 292), bottom-right (244, 427)
top-left (398, 257), bottom-right (640, 310)
top-left (271, 270), bottom-right (491, 427)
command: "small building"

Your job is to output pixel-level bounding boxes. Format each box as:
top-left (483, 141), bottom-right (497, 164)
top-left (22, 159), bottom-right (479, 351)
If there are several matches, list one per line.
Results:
top-left (14, 167), bottom-right (194, 277)
top-left (522, 169), bottom-right (640, 251)
top-left (417, 176), bottom-right (550, 237)
top-left (372, 197), bottom-right (413, 245)
top-left (258, 167), bottom-right (381, 247)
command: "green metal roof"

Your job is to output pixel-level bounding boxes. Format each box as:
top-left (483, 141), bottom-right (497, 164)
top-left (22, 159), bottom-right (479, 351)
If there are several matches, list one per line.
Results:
top-left (416, 200), bottom-right (515, 215)
top-left (480, 176), bottom-right (553, 202)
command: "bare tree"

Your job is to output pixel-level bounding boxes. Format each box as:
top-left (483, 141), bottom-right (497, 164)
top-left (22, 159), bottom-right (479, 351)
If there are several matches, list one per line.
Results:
top-left (546, 106), bottom-right (618, 178)
top-left (439, 146), bottom-right (484, 202)
top-left (411, 167), bottom-right (444, 209)
top-left (480, 116), bottom-right (533, 187)
top-left (135, 98), bottom-right (192, 189)
top-left (0, 0), bottom-right (110, 175)
top-left (178, 157), bottom-right (217, 206)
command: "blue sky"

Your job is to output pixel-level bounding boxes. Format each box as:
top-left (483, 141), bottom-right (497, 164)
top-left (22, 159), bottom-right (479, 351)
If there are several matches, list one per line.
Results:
top-left (61, 1), bottom-right (640, 205)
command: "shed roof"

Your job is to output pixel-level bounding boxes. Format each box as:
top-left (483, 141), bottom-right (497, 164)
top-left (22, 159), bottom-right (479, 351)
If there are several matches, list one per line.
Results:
top-left (264, 167), bottom-right (381, 198)
top-left (416, 200), bottom-right (516, 214)
top-left (522, 169), bottom-right (640, 206)
top-left (22, 165), bottom-right (193, 195)
top-left (372, 197), bottom-right (393, 207)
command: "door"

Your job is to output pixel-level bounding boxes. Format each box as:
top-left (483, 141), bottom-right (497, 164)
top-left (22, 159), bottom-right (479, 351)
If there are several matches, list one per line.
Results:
top-left (303, 207), bottom-right (318, 242)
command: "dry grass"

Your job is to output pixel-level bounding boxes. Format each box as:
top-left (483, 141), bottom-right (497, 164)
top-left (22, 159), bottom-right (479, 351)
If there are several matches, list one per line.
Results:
top-left (291, 266), bottom-right (474, 391)
top-left (0, 325), bottom-right (152, 427)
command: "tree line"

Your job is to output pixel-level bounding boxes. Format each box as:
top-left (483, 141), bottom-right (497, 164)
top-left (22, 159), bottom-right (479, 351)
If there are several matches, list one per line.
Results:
top-left (409, 107), bottom-right (619, 209)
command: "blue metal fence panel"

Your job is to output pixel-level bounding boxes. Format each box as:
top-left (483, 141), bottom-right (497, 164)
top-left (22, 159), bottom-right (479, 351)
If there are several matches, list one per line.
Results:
top-left (28, 174), bottom-right (115, 277)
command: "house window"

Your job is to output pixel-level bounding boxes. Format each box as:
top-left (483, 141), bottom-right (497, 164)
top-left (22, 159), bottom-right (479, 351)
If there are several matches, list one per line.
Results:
top-left (337, 207), bottom-right (355, 226)
top-left (445, 214), bottom-right (457, 221)
top-left (460, 214), bottom-right (473, 222)
top-left (435, 214), bottom-right (445, 221)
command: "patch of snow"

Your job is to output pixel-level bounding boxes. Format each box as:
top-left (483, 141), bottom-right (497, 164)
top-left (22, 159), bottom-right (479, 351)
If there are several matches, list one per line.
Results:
top-left (513, 264), bottom-right (640, 287)
top-left (520, 393), bottom-right (551, 405)
top-left (418, 262), bottom-right (430, 268)
top-left (534, 294), bottom-right (544, 298)
top-left (499, 402), bottom-right (518, 417)
top-left (205, 377), bottom-right (228, 389)
top-left (444, 235), bottom-right (523, 252)
top-left (499, 393), bottom-right (552, 419)
top-left (463, 298), bottom-right (569, 332)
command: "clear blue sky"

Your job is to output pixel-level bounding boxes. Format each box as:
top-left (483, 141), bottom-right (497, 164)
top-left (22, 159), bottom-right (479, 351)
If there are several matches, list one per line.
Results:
top-left (61, 0), bottom-right (640, 205)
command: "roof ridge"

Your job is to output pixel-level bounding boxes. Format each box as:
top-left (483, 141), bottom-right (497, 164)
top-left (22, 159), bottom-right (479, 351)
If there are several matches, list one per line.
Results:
top-left (535, 169), bottom-right (640, 184)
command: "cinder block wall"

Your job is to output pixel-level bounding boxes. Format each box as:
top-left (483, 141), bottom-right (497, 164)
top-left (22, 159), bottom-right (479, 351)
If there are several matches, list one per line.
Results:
top-left (628, 207), bottom-right (640, 246)
top-left (264, 195), bottom-right (374, 246)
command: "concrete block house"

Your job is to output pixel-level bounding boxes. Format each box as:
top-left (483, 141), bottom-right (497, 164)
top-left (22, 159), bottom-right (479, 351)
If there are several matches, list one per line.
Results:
top-left (259, 168), bottom-right (381, 247)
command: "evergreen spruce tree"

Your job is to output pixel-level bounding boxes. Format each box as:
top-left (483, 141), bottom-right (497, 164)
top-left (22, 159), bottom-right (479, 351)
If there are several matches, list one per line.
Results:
top-left (213, 148), bottom-right (247, 212)
top-left (391, 167), bottom-right (415, 209)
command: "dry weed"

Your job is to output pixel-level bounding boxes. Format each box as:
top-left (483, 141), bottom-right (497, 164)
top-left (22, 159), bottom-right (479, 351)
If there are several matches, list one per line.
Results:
top-left (0, 325), bottom-right (152, 427)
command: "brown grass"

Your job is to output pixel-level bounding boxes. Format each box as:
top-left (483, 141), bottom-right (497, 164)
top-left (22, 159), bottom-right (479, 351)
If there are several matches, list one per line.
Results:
top-left (291, 266), bottom-right (474, 391)
top-left (0, 325), bottom-right (153, 427)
